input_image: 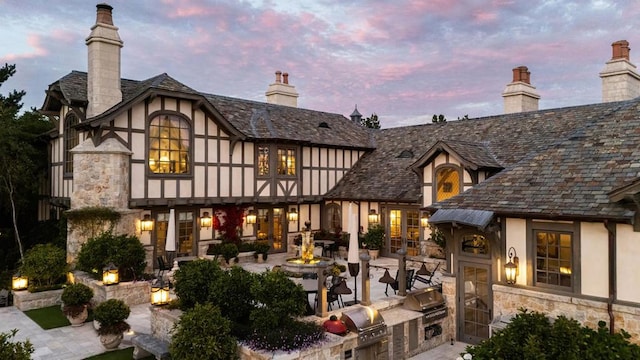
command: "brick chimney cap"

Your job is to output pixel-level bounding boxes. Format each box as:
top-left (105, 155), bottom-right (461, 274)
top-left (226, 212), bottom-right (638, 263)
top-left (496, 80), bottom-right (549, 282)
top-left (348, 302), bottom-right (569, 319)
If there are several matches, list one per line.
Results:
top-left (512, 66), bottom-right (531, 84)
top-left (96, 3), bottom-right (113, 11)
top-left (611, 40), bottom-right (630, 60)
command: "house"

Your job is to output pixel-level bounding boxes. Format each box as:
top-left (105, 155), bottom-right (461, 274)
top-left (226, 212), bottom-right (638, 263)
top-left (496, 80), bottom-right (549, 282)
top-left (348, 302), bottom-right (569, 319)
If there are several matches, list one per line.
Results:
top-left (39, 4), bottom-right (640, 345)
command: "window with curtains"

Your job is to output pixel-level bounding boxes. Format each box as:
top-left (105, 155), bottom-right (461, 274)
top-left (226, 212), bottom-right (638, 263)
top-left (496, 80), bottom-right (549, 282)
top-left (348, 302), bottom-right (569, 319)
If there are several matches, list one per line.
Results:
top-left (148, 114), bottom-right (191, 174)
top-left (64, 113), bottom-right (79, 176)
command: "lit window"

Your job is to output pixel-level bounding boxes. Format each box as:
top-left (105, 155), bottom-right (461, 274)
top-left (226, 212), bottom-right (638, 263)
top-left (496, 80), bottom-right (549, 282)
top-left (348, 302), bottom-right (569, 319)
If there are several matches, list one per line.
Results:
top-left (325, 203), bottom-right (342, 232)
top-left (435, 166), bottom-right (460, 201)
top-left (258, 146), bottom-right (269, 176)
top-left (148, 115), bottom-right (191, 174)
top-left (64, 113), bottom-right (79, 175)
top-left (277, 148), bottom-right (296, 176)
top-left (535, 231), bottom-right (572, 288)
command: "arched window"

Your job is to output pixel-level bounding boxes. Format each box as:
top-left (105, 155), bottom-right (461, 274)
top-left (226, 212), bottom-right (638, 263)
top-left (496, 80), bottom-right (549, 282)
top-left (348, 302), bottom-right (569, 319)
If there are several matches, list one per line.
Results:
top-left (435, 165), bottom-right (461, 201)
top-left (148, 114), bottom-right (191, 174)
top-left (64, 113), bottom-right (79, 175)
top-left (325, 203), bottom-right (342, 232)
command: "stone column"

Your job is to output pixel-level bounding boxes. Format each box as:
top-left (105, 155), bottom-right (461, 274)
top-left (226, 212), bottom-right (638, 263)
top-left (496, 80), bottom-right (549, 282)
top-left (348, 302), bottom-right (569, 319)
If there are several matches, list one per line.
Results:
top-left (315, 261), bottom-right (328, 318)
top-left (397, 248), bottom-right (407, 296)
top-left (67, 138), bottom-right (134, 264)
top-left (360, 253), bottom-right (371, 306)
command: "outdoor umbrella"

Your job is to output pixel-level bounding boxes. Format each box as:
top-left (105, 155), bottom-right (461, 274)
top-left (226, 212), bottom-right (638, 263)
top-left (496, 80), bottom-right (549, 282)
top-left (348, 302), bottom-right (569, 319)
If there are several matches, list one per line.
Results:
top-left (166, 209), bottom-right (176, 263)
top-left (347, 203), bottom-right (360, 305)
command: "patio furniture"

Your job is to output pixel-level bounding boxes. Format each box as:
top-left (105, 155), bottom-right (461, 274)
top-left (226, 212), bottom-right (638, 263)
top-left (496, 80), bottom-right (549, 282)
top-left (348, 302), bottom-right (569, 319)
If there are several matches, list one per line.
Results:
top-left (132, 334), bottom-right (170, 360)
top-left (157, 256), bottom-right (171, 280)
top-left (385, 269), bottom-right (416, 296)
top-left (414, 263), bottom-right (441, 287)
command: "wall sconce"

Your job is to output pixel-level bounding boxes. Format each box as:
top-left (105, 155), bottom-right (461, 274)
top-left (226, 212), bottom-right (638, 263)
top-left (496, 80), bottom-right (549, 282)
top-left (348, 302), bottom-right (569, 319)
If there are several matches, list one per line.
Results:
top-left (420, 212), bottom-right (430, 228)
top-left (504, 247), bottom-right (519, 284)
top-left (246, 210), bottom-right (257, 225)
top-left (140, 214), bottom-right (154, 232)
top-left (12, 272), bottom-right (28, 291)
top-left (368, 209), bottom-right (379, 225)
top-left (200, 212), bottom-right (212, 229)
top-left (102, 262), bottom-right (119, 286)
top-left (287, 208), bottom-right (298, 222)
top-left (151, 279), bottom-right (170, 306)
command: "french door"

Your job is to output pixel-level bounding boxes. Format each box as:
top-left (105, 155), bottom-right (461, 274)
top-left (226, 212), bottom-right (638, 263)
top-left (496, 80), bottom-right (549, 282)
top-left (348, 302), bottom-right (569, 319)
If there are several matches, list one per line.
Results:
top-left (387, 209), bottom-right (420, 256)
top-left (458, 262), bottom-right (492, 344)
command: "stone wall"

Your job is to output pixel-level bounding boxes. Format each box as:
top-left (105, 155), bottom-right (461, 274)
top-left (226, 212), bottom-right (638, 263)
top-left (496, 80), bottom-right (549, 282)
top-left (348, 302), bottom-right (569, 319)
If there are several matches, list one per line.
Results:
top-left (441, 274), bottom-right (456, 342)
top-left (73, 271), bottom-right (150, 306)
top-left (493, 284), bottom-right (640, 343)
top-left (150, 306), bottom-right (180, 343)
top-left (13, 289), bottom-right (64, 311)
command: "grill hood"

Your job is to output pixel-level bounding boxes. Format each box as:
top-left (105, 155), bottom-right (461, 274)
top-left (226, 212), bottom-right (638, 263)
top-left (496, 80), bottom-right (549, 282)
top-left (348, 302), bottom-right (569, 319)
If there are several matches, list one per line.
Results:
top-left (403, 287), bottom-right (445, 312)
top-left (340, 306), bottom-right (385, 332)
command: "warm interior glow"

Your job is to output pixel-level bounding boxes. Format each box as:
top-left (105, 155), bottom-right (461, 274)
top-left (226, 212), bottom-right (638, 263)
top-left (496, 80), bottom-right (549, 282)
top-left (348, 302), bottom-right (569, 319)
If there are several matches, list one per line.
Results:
top-left (12, 274), bottom-right (28, 291)
top-left (560, 266), bottom-right (572, 274)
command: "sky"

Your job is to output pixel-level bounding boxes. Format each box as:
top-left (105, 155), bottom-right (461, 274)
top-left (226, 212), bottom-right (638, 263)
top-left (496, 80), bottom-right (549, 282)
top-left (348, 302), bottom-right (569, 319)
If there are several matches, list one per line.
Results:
top-left (2, 0), bottom-right (640, 128)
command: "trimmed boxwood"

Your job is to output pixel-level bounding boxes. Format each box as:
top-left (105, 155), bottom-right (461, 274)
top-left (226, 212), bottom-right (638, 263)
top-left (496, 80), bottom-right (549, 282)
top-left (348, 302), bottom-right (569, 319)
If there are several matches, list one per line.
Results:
top-left (20, 243), bottom-right (67, 290)
top-left (93, 299), bottom-right (130, 336)
top-left (173, 259), bottom-right (225, 310)
top-left (76, 232), bottom-right (146, 281)
top-left (61, 283), bottom-right (93, 317)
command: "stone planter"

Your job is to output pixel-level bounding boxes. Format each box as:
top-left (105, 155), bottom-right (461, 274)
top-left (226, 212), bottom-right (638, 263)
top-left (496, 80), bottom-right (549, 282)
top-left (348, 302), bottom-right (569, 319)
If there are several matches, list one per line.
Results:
top-left (99, 332), bottom-right (123, 349)
top-left (368, 249), bottom-right (380, 260)
top-left (66, 305), bottom-right (88, 327)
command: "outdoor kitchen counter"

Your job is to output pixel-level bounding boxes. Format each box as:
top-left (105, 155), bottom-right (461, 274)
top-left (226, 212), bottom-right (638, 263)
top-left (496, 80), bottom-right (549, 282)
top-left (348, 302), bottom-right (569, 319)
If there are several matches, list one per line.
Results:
top-left (379, 306), bottom-right (424, 327)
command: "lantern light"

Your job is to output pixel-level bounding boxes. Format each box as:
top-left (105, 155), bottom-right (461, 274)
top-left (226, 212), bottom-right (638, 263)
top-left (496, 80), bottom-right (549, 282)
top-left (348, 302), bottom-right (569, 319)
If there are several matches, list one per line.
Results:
top-left (504, 247), bottom-right (519, 285)
top-left (140, 214), bottom-right (154, 232)
top-left (246, 210), bottom-right (257, 225)
top-left (102, 262), bottom-right (119, 286)
top-left (420, 212), bottom-right (430, 228)
top-left (368, 209), bottom-right (379, 226)
top-left (287, 208), bottom-right (298, 222)
top-left (200, 212), bottom-right (212, 229)
top-left (12, 272), bottom-right (28, 291)
top-left (151, 279), bottom-right (170, 306)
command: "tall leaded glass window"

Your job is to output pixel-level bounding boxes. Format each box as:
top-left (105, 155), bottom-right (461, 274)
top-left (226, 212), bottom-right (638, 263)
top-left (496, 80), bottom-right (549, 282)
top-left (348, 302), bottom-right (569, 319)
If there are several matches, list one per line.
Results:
top-left (64, 113), bottom-right (79, 175)
top-left (435, 166), bottom-right (461, 201)
top-left (258, 146), bottom-right (270, 176)
top-left (148, 114), bottom-right (191, 174)
top-left (277, 148), bottom-right (296, 176)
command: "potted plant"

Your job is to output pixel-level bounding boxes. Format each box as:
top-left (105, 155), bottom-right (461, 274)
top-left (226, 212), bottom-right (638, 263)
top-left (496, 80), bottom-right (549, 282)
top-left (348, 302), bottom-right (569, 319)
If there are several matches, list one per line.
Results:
top-left (221, 243), bottom-right (239, 266)
top-left (93, 299), bottom-right (131, 349)
top-left (363, 224), bottom-right (385, 260)
top-left (254, 241), bottom-right (270, 263)
top-left (61, 283), bottom-right (93, 326)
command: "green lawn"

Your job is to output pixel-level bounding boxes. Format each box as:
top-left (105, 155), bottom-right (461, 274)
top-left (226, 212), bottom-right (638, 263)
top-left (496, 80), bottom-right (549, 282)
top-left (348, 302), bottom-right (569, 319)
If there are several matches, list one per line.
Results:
top-left (23, 305), bottom-right (93, 330)
top-left (83, 347), bottom-right (154, 360)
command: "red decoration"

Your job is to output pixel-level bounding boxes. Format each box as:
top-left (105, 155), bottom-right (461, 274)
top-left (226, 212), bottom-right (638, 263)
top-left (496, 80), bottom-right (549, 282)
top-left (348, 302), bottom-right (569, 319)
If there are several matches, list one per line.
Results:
top-left (212, 205), bottom-right (246, 246)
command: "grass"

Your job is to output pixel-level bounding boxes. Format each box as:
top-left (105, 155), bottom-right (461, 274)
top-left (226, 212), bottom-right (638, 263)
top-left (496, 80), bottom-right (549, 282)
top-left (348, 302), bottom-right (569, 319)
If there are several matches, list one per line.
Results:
top-left (24, 305), bottom-right (94, 330)
top-left (83, 347), bottom-right (154, 360)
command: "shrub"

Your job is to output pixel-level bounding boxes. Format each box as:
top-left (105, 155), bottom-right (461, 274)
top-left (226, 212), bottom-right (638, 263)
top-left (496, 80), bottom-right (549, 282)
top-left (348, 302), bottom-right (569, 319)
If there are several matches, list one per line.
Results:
top-left (363, 224), bottom-right (385, 250)
top-left (76, 232), bottom-right (147, 281)
top-left (246, 318), bottom-right (325, 352)
top-left (467, 309), bottom-right (640, 359)
top-left (250, 270), bottom-right (307, 332)
top-left (0, 329), bottom-right (33, 360)
top-left (170, 303), bottom-right (238, 360)
top-left (210, 267), bottom-right (257, 338)
top-left (220, 243), bottom-right (239, 263)
top-left (61, 283), bottom-right (93, 317)
top-left (173, 259), bottom-right (224, 310)
top-left (20, 243), bottom-right (67, 289)
top-left (93, 299), bottom-right (131, 336)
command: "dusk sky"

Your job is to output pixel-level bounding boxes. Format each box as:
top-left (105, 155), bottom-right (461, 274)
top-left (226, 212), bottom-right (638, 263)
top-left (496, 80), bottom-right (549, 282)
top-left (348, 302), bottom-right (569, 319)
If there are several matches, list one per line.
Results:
top-left (2, 0), bottom-right (640, 128)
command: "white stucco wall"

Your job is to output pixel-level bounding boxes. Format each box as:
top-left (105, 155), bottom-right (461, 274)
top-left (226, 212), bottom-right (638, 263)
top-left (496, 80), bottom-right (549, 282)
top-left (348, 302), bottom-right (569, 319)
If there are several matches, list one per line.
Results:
top-left (617, 223), bottom-right (640, 303)
top-left (580, 222), bottom-right (609, 298)
top-left (505, 218), bottom-right (527, 285)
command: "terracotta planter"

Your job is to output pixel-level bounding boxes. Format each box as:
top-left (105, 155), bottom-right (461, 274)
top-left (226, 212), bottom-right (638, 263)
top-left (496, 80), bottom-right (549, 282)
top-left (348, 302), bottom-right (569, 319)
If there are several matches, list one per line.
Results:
top-left (66, 305), bottom-right (88, 327)
top-left (368, 249), bottom-right (380, 260)
top-left (99, 332), bottom-right (123, 349)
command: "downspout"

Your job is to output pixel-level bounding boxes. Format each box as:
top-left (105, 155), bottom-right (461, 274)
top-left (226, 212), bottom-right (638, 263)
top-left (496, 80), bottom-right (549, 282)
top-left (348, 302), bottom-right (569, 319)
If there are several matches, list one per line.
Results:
top-left (604, 220), bottom-right (616, 334)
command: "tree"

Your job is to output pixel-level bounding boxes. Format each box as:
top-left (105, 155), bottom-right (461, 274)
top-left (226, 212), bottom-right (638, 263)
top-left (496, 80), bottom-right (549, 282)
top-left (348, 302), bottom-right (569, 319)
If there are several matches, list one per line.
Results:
top-left (0, 63), bottom-right (53, 263)
top-left (360, 113), bottom-right (381, 129)
top-left (432, 114), bottom-right (447, 123)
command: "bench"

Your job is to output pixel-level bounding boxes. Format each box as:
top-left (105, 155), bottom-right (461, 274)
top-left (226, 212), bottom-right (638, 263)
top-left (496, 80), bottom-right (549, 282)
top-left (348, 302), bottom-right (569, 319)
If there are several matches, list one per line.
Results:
top-left (132, 334), bottom-right (170, 360)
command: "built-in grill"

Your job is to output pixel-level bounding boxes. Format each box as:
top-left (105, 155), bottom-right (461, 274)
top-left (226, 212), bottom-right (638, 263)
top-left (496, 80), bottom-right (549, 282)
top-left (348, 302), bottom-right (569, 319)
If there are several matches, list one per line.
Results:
top-left (403, 286), bottom-right (448, 323)
top-left (340, 306), bottom-right (388, 348)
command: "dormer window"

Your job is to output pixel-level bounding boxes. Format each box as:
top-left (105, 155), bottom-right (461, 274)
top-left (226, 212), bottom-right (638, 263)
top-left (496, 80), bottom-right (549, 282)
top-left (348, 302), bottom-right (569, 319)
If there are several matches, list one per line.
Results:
top-left (398, 150), bottom-right (414, 158)
top-left (318, 122), bottom-right (330, 129)
top-left (148, 114), bottom-right (191, 174)
top-left (64, 113), bottom-right (79, 176)
top-left (435, 165), bottom-right (461, 201)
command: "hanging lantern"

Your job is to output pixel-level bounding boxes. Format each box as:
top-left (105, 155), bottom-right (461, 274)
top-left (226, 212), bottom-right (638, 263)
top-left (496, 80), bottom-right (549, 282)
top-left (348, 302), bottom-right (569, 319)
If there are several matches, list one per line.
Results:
top-left (246, 210), bottom-right (257, 225)
top-left (420, 212), bottom-right (430, 228)
top-left (12, 272), bottom-right (28, 291)
top-left (140, 214), bottom-right (154, 232)
top-left (102, 262), bottom-right (119, 286)
top-left (368, 209), bottom-right (379, 225)
top-left (151, 279), bottom-right (170, 306)
top-left (287, 208), bottom-right (298, 222)
top-left (200, 212), bottom-right (212, 229)
top-left (504, 247), bottom-right (519, 284)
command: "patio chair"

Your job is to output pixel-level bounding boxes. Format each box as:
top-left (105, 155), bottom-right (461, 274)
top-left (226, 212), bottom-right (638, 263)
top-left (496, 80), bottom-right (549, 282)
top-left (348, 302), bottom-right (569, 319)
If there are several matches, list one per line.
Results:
top-left (157, 255), bottom-right (171, 280)
top-left (414, 263), bottom-right (441, 287)
top-left (385, 269), bottom-right (415, 296)
top-left (0, 289), bottom-right (8, 307)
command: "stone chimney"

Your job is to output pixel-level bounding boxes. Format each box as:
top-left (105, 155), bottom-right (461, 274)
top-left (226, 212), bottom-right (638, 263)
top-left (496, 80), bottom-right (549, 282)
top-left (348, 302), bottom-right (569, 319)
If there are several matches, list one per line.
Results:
top-left (600, 40), bottom-right (640, 102)
top-left (265, 71), bottom-right (299, 107)
top-left (86, 3), bottom-right (123, 118)
top-left (502, 66), bottom-right (540, 114)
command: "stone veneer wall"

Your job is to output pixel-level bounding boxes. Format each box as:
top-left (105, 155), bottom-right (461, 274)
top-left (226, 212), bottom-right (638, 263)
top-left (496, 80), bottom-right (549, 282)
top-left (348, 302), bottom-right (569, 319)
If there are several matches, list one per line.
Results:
top-left (73, 271), bottom-right (150, 306)
top-left (493, 284), bottom-right (640, 343)
top-left (13, 289), bottom-right (64, 311)
top-left (441, 274), bottom-right (457, 342)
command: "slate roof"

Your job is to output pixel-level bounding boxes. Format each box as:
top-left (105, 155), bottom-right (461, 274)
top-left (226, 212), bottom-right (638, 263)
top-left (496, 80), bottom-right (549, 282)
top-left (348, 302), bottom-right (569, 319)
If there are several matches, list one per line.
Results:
top-left (42, 72), bottom-right (373, 149)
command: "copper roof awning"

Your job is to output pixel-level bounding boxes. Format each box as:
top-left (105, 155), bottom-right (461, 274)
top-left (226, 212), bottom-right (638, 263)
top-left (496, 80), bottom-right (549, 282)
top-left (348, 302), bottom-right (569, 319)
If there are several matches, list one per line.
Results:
top-left (428, 209), bottom-right (494, 229)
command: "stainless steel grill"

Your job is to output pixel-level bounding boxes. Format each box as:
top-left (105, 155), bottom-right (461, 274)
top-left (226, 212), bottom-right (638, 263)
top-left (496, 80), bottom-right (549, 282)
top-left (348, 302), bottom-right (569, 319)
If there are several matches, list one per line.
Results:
top-left (403, 286), bottom-right (448, 323)
top-left (340, 306), bottom-right (388, 348)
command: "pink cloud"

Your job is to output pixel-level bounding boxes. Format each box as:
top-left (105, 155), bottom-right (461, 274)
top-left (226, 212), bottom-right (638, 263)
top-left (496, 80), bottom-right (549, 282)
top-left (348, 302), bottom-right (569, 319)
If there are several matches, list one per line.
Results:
top-left (1, 33), bottom-right (48, 62)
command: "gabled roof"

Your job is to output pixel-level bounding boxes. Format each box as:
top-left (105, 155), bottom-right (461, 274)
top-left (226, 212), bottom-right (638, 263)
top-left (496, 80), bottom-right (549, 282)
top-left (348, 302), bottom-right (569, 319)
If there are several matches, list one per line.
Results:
top-left (427, 99), bottom-right (640, 222)
top-left (412, 139), bottom-right (502, 171)
top-left (40, 72), bottom-right (374, 150)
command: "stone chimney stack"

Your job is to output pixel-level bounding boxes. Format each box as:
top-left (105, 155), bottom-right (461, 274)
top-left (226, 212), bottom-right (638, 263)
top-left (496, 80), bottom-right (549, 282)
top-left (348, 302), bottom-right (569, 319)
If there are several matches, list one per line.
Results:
top-left (502, 66), bottom-right (540, 114)
top-left (265, 70), bottom-right (299, 107)
top-left (600, 40), bottom-right (640, 102)
top-left (86, 3), bottom-right (123, 118)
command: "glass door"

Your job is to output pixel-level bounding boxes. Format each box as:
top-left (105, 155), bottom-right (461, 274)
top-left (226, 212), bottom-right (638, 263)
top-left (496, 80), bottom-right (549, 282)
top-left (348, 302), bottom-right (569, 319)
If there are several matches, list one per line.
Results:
top-left (272, 207), bottom-right (285, 252)
top-left (155, 212), bottom-right (169, 264)
top-left (256, 207), bottom-right (286, 253)
top-left (458, 262), bottom-right (492, 344)
top-left (388, 209), bottom-right (420, 256)
top-left (177, 211), bottom-right (195, 257)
